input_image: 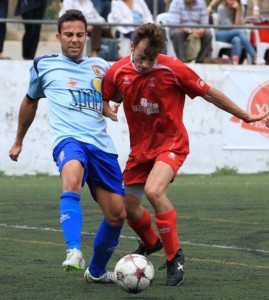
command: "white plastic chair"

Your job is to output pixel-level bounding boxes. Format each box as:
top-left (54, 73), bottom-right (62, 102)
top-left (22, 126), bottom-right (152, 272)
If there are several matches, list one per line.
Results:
top-left (252, 29), bottom-right (269, 60)
top-left (210, 28), bottom-right (233, 58)
top-left (210, 13), bottom-right (232, 58)
top-left (107, 13), bottom-right (131, 58)
top-left (156, 13), bottom-right (177, 57)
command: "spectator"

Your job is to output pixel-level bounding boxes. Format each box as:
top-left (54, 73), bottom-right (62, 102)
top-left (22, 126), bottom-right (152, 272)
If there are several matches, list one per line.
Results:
top-left (15, 0), bottom-right (47, 60)
top-left (145, 0), bottom-right (166, 15)
top-left (0, 0), bottom-right (10, 59)
top-left (165, 0), bottom-right (172, 11)
top-left (110, 0), bottom-right (154, 41)
top-left (215, 0), bottom-right (265, 64)
top-left (208, 0), bottom-right (260, 17)
top-left (167, 0), bottom-right (212, 63)
top-left (92, 0), bottom-right (112, 20)
top-left (59, 0), bottom-right (114, 57)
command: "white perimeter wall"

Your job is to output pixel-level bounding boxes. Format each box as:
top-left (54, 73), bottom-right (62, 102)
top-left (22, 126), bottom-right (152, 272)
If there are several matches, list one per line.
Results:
top-left (1, 60), bottom-right (269, 175)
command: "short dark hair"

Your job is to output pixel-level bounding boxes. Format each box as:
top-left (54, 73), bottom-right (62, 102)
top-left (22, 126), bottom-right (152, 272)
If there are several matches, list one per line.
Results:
top-left (58, 9), bottom-right (87, 33)
top-left (133, 23), bottom-right (167, 57)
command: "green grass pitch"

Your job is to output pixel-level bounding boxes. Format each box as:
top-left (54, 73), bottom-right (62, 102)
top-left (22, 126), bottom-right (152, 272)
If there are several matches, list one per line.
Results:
top-left (0, 174), bottom-right (268, 300)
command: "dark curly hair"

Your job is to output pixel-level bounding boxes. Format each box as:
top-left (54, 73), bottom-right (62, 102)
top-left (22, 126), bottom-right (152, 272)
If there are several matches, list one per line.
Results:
top-left (133, 23), bottom-right (167, 58)
top-left (58, 9), bottom-right (87, 33)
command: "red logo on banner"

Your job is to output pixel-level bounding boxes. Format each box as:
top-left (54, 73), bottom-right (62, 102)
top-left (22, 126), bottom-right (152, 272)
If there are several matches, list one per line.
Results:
top-left (230, 81), bottom-right (269, 138)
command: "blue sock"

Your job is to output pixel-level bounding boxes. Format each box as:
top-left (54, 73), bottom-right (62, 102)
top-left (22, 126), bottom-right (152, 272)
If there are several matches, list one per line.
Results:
top-left (89, 218), bottom-right (122, 277)
top-left (60, 192), bottom-right (82, 250)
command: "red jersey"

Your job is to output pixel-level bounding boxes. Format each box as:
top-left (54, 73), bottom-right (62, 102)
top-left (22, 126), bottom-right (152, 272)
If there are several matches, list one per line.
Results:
top-left (102, 54), bottom-right (210, 162)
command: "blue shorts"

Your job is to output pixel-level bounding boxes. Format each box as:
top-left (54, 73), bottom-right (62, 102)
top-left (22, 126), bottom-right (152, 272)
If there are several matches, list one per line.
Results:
top-left (53, 138), bottom-right (125, 200)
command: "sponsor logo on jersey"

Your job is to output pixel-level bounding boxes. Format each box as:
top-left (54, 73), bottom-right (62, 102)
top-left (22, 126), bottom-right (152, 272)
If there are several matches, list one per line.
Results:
top-left (230, 81), bottom-right (269, 137)
top-left (131, 98), bottom-right (159, 115)
top-left (123, 76), bottom-right (131, 84)
top-left (148, 77), bottom-right (156, 87)
top-left (197, 78), bottom-right (206, 89)
top-left (92, 65), bottom-right (103, 78)
top-left (67, 80), bottom-right (78, 87)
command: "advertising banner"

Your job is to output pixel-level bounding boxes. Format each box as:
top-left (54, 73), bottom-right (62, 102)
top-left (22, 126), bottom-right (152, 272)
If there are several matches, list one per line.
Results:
top-left (223, 69), bottom-right (269, 149)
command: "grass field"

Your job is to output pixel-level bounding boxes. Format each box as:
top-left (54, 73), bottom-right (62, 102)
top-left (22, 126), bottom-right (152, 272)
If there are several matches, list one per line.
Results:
top-left (0, 174), bottom-right (269, 300)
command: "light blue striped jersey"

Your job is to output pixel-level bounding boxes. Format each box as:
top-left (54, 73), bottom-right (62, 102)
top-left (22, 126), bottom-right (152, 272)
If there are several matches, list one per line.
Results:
top-left (27, 54), bottom-right (117, 154)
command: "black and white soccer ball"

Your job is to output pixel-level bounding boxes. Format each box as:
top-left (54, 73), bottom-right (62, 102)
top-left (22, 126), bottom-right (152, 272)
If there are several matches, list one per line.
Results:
top-left (114, 254), bottom-right (155, 293)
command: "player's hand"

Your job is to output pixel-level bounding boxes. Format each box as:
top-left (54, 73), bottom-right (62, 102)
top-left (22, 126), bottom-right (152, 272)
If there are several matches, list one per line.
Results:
top-left (244, 111), bottom-right (268, 123)
top-left (266, 118), bottom-right (269, 128)
top-left (103, 101), bottom-right (120, 122)
top-left (9, 143), bottom-right (22, 162)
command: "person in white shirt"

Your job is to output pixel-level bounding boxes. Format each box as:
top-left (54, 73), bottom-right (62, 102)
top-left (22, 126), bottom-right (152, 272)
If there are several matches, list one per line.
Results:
top-left (110, 0), bottom-right (154, 40)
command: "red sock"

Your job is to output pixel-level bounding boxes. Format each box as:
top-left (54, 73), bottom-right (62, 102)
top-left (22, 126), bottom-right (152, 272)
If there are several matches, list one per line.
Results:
top-left (155, 209), bottom-right (179, 261)
top-left (128, 208), bottom-right (159, 248)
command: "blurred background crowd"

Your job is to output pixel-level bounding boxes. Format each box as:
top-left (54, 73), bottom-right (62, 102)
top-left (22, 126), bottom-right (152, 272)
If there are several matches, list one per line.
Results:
top-left (1, 0), bottom-right (269, 64)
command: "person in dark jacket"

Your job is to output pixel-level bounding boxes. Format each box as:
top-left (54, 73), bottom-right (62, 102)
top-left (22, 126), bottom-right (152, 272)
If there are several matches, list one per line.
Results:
top-left (0, 0), bottom-right (10, 59)
top-left (15, 0), bottom-right (47, 60)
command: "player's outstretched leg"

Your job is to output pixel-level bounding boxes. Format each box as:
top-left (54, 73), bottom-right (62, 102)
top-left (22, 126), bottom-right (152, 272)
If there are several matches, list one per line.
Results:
top-left (128, 207), bottom-right (163, 256)
top-left (60, 192), bottom-right (85, 271)
top-left (84, 218), bottom-right (121, 284)
top-left (156, 209), bottom-right (184, 286)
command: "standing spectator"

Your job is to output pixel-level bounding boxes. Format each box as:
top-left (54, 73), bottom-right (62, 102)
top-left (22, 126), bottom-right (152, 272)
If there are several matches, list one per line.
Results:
top-left (215, 0), bottom-right (264, 64)
top-left (15, 0), bottom-right (47, 60)
top-left (167, 0), bottom-right (212, 63)
top-left (9, 9), bottom-right (126, 283)
top-left (59, 0), bottom-right (114, 57)
top-left (0, 0), bottom-right (10, 59)
top-left (92, 0), bottom-right (112, 20)
top-left (101, 22), bottom-right (267, 286)
top-left (207, 0), bottom-right (260, 17)
top-left (110, 0), bottom-right (154, 41)
top-left (145, 0), bottom-right (166, 15)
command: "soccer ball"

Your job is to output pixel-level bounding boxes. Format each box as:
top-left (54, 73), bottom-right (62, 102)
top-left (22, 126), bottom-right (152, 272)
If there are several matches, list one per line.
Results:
top-left (114, 254), bottom-right (155, 293)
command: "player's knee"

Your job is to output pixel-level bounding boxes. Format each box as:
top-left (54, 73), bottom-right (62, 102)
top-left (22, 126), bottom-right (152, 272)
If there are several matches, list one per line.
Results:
top-left (107, 208), bottom-right (126, 226)
top-left (144, 185), bottom-right (160, 202)
top-left (62, 178), bottom-right (82, 193)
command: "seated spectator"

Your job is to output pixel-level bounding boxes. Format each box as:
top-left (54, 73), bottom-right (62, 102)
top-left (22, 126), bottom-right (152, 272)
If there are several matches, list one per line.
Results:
top-left (167, 0), bottom-right (212, 63)
top-left (207, 0), bottom-right (260, 17)
top-left (110, 0), bottom-right (154, 41)
top-left (59, 0), bottom-right (113, 57)
top-left (215, 0), bottom-right (264, 64)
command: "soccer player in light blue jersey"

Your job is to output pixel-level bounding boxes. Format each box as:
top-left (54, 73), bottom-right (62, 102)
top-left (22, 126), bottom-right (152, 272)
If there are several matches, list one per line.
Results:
top-left (9, 9), bottom-right (126, 284)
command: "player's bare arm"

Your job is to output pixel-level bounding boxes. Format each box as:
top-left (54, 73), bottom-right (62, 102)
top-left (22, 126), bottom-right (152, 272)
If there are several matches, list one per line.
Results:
top-left (9, 96), bottom-right (39, 161)
top-left (203, 86), bottom-right (268, 123)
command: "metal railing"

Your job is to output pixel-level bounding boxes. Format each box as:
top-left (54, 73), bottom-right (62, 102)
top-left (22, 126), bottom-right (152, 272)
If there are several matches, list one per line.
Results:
top-left (0, 18), bottom-right (269, 31)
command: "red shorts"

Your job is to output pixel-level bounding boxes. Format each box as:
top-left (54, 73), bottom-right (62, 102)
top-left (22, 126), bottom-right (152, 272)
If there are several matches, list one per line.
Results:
top-left (123, 151), bottom-right (188, 185)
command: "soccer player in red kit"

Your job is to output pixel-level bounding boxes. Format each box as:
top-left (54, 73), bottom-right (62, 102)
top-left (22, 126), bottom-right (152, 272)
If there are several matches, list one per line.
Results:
top-left (102, 23), bottom-right (268, 286)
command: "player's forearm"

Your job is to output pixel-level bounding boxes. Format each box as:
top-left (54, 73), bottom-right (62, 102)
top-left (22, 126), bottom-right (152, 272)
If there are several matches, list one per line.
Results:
top-left (234, 5), bottom-right (243, 25)
top-left (204, 87), bottom-right (249, 121)
top-left (15, 96), bottom-right (38, 145)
